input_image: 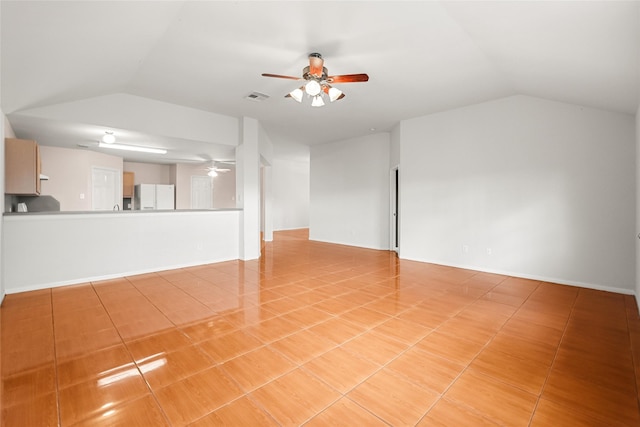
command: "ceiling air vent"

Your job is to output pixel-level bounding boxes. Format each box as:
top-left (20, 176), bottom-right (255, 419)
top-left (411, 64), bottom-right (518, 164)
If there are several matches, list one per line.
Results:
top-left (245, 92), bottom-right (269, 102)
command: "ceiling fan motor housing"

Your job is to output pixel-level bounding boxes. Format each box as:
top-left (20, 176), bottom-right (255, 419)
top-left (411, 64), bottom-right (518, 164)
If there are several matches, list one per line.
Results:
top-left (302, 66), bottom-right (328, 81)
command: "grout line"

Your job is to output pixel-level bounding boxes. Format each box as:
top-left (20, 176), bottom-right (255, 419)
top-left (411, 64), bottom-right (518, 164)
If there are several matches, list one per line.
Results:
top-left (91, 280), bottom-right (175, 427)
top-left (624, 296), bottom-right (640, 415)
top-left (414, 279), bottom-right (542, 426)
top-left (526, 287), bottom-right (578, 426)
top-left (50, 288), bottom-right (63, 427)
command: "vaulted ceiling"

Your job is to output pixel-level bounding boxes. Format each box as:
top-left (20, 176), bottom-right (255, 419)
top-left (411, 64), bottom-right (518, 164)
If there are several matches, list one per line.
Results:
top-left (2, 1), bottom-right (639, 163)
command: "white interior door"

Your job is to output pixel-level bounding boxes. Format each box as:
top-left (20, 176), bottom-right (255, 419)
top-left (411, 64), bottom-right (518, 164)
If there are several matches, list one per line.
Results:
top-left (191, 175), bottom-right (213, 209)
top-left (92, 167), bottom-right (120, 211)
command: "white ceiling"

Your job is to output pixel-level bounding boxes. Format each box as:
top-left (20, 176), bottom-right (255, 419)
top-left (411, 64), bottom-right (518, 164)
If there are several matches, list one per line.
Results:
top-left (2, 1), bottom-right (639, 163)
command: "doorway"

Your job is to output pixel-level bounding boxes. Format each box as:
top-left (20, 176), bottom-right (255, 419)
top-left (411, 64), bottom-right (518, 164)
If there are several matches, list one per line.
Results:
top-left (92, 167), bottom-right (120, 211)
top-left (390, 166), bottom-right (399, 253)
top-left (191, 175), bottom-right (213, 209)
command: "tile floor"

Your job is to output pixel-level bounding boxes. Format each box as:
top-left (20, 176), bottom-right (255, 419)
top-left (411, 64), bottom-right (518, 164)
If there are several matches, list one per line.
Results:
top-left (2, 228), bottom-right (640, 426)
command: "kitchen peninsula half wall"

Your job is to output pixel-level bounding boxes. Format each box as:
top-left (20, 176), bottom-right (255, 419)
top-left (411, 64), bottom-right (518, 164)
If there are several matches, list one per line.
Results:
top-left (3, 209), bottom-right (241, 293)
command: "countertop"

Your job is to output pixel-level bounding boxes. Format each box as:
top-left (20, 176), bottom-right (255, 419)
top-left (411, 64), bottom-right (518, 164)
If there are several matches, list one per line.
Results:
top-left (3, 208), bottom-right (242, 216)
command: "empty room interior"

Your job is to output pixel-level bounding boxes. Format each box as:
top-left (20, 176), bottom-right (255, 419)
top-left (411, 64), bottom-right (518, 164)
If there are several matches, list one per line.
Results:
top-left (1, 1), bottom-right (640, 426)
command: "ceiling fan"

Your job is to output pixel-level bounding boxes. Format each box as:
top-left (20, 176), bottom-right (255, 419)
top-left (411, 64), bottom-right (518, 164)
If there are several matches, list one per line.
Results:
top-left (202, 161), bottom-right (233, 177)
top-left (262, 53), bottom-right (369, 107)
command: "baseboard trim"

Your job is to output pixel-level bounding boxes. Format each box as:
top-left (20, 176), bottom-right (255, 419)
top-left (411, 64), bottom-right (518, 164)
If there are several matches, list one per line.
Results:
top-left (400, 255), bottom-right (635, 296)
top-left (308, 237), bottom-right (390, 252)
top-left (4, 256), bottom-right (239, 295)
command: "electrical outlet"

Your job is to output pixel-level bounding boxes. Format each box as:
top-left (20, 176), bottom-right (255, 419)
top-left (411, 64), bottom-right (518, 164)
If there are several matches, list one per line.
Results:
top-left (462, 245), bottom-right (469, 253)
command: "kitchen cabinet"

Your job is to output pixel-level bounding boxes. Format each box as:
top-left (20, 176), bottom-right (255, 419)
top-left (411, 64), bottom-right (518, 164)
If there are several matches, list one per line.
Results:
top-left (123, 172), bottom-right (135, 197)
top-left (5, 138), bottom-right (41, 195)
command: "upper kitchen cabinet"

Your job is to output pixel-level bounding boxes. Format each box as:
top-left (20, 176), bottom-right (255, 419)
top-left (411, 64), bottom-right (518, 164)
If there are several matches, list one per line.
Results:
top-left (123, 171), bottom-right (135, 198)
top-left (5, 138), bottom-right (42, 195)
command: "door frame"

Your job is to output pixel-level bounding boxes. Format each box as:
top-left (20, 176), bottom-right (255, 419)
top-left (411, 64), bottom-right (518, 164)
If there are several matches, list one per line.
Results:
top-left (390, 165), bottom-right (399, 253)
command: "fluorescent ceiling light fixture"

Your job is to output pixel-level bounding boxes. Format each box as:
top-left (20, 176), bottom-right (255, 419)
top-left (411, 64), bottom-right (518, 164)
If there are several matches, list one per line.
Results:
top-left (305, 80), bottom-right (321, 96)
top-left (98, 142), bottom-right (167, 154)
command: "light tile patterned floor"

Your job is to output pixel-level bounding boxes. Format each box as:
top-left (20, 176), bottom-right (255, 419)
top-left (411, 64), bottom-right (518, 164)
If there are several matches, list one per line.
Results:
top-left (2, 229), bottom-right (640, 426)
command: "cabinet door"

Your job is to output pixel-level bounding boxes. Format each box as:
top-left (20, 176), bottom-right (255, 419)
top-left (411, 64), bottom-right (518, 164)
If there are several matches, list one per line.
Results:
top-left (5, 138), bottom-right (40, 195)
top-left (36, 143), bottom-right (42, 194)
top-left (123, 172), bottom-right (135, 198)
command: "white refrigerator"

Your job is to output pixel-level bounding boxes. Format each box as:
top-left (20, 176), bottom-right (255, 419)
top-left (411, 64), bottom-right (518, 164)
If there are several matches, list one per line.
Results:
top-left (134, 184), bottom-right (175, 210)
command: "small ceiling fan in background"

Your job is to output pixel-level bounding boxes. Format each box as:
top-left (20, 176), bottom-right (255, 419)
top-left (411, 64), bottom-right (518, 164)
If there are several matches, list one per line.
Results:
top-left (262, 53), bottom-right (369, 107)
top-left (203, 161), bottom-right (233, 177)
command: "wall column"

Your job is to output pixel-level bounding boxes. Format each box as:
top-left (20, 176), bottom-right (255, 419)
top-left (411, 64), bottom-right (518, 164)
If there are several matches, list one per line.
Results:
top-left (262, 162), bottom-right (273, 242)
top-left (236, 117), bottom-right (261, 260)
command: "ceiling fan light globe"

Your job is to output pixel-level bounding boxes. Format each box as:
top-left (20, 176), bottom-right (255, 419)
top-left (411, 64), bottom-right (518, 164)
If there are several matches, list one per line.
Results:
top-left (101, 132), bottom-right (116, 144)
top-left (305, 80), bottom-right (321, 96)
top-left (328, 87), bottom-right (343, 102)
top-left (289, 88), bottom-right (304, 103)
top-left (311, 95), bottom-right (325, 107)
top-left (207, 170), bottom-right (218, 177)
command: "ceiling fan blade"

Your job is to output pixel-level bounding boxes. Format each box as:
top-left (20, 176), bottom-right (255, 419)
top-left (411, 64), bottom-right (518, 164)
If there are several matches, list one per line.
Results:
top-left (262, 73), bottom-right (302, 80)
top-left (308, 53), bottom-right (324, 77)
top-left (327, 73), bottom-right (369, 83)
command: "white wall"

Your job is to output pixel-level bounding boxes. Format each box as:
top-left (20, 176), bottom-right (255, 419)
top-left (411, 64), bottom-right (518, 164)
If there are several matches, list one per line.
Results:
top-left (310, 133), bottom-right (391, 250)
top-left (15, 93), bottom-right (239, 150)
top-left (636, 104), bottom-right (640, 309)
top-left (401, 95), bottom-right (635, 293)
top-left (272, 158), bottom-right (309, 230)
top-left (237, 117), bottom-right (261, 260)
top-left (259, 123), bottom-right (275, 242)
top-left (0, 116), bottom-right (16, 301)
top-left (4, 117), bottom-right (15, 138)
top-left (3, 210), bottom-right (240, 293)
top-left (390, 123), bottom-right (401, 168)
